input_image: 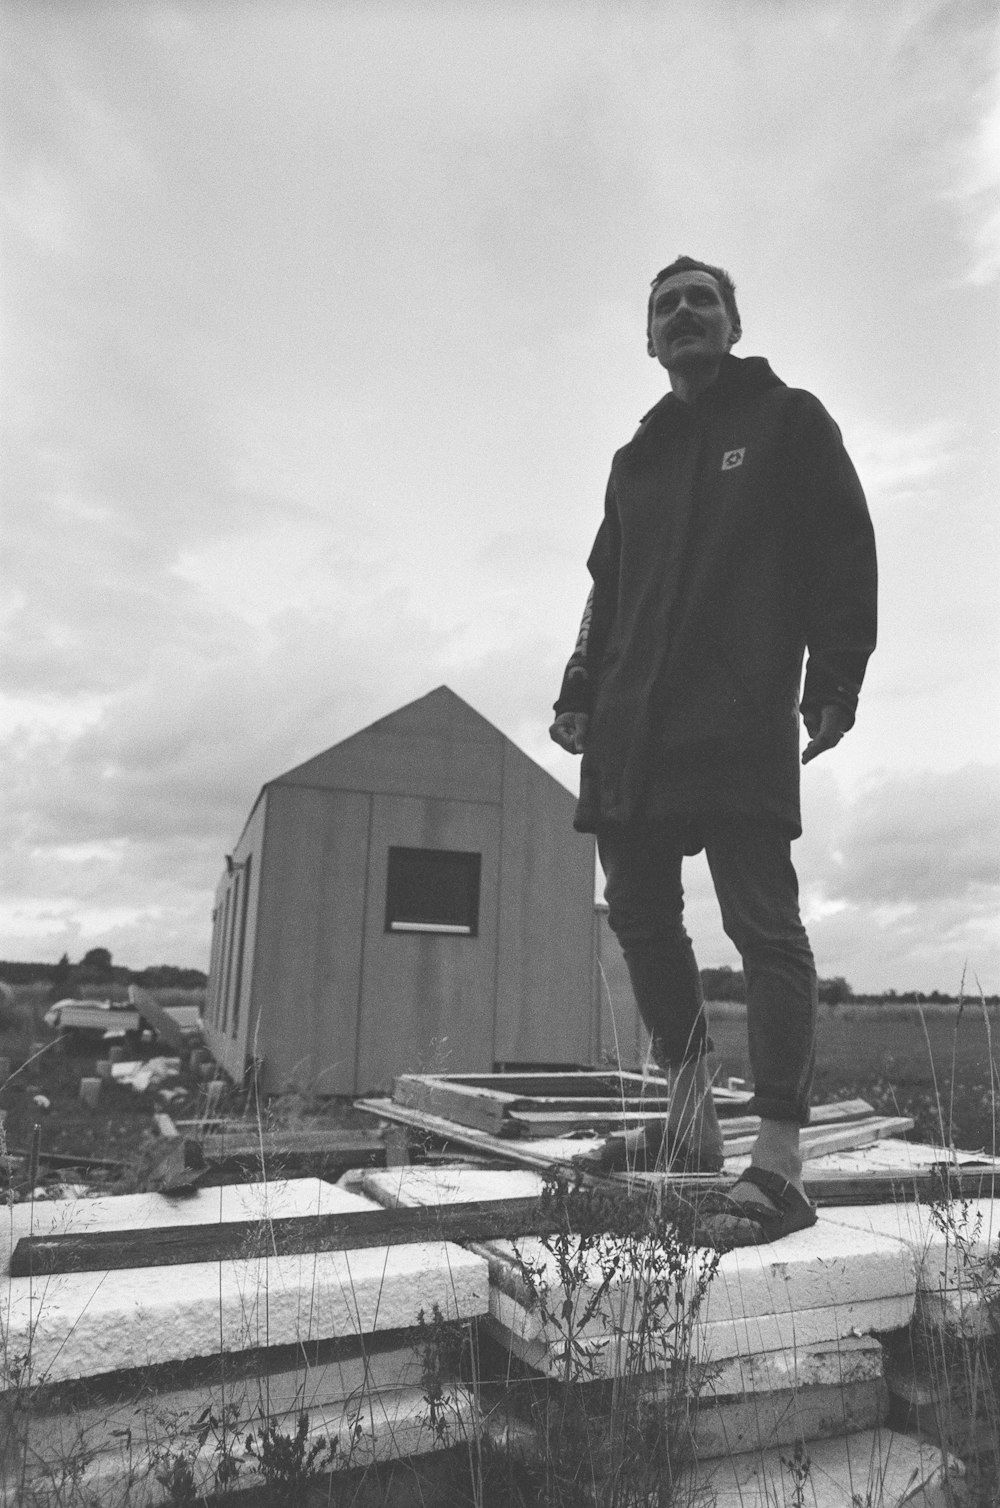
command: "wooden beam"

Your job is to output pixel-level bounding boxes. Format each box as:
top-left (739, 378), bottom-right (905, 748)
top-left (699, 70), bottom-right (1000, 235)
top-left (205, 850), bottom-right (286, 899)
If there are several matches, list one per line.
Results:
top-left (392, 1075), bottom-right (522, 1134)
top-left (198, 1129), bottom-right (386, 1158)
top-left (806, 1165), bottom-right (998, 1205)
top-left (507, 1098), bottom-right (878, 1139)
top-left (8, 1195), bottom-right (575, 1277)
top-left (15, 1152), bottom-right (997, 1280)
top-left (128, 985), bottom-right (201, 1053)
top-left (722, 1117), bottom-right (915, 1160)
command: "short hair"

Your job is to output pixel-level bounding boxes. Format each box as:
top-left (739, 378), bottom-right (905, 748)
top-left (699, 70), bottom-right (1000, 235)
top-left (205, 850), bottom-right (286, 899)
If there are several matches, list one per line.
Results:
top-left (647, 255), bottom-right (741, 341)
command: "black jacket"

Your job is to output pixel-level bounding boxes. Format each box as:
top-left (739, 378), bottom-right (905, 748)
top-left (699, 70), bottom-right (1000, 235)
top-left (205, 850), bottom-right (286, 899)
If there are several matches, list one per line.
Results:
top-left (555, 354), bottom-right (877, 835)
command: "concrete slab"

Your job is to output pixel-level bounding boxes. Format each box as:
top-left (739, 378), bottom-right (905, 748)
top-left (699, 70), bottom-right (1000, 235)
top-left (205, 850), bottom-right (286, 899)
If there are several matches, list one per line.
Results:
top-left (1, 1179), bottom-right (489, 1386)
top-left (686, 1426), bottom-right (963, 1507)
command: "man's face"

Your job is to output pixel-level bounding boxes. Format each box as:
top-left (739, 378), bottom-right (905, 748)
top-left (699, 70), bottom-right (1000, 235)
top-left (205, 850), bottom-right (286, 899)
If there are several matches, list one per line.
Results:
top-left (647, 270), bottom-right (738, 371)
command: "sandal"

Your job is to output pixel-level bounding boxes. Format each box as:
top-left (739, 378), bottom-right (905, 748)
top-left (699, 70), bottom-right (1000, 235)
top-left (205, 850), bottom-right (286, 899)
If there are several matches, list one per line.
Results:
top-left (696, 1165), bottom-right (818, 1249)
top-left (572, 1121), bottom-right (726, 1176)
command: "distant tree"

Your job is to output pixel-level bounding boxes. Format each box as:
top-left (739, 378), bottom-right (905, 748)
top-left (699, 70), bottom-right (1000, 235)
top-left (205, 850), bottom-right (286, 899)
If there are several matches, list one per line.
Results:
top-left (700, 965), bottom-right (746, 1002)
top-left (134, 964), bottom-right (208, 989)
top-left (80, 947), bottom-right (113, 972)
top-left (818, 976), bottom-right (852, 1005)
top-left (76, 946), bottom-right (118, 986)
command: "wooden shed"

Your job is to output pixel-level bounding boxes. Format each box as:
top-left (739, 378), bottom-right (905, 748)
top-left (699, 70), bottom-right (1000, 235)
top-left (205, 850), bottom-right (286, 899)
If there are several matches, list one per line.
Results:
top-left (203, 687), bottom-right (601, 1094)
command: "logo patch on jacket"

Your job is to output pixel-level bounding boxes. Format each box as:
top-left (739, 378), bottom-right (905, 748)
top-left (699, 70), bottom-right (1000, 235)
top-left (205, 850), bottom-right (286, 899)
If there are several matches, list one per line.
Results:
top-left (721, 447), bottom-right (746, 470)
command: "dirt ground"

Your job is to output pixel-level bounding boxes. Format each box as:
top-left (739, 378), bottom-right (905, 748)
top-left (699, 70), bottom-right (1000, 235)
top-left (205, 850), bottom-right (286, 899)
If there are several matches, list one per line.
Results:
top-left (0, 984), bottom-right (370, 1195)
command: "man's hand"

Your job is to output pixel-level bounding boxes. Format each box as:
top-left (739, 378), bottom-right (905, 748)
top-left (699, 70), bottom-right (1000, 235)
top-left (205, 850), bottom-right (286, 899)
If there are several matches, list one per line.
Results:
top-left (801, 704), bottom-right (851, 764)
top-left (549, 711), bottom-right (589, 755)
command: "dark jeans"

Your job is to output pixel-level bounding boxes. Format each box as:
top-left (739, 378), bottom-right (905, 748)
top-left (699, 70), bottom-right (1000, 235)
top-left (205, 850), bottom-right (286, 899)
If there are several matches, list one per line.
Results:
top-left (598, 819), bottom-right (817, 1125)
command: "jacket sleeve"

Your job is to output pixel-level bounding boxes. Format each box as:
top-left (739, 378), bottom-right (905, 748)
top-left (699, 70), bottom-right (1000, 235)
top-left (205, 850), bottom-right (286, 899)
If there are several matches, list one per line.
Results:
top-left (553, 476), bottom-right (621, 716)
top-left (786, 392), bottom-right (877, 729)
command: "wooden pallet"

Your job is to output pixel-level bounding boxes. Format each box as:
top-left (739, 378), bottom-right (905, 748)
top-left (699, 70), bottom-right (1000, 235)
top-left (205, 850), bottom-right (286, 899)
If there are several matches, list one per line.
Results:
top-left (357, 1097), bottom-right (1000, 1207)
top-left (364, 1093), bottom-right (908, 1164)
top-left (392, 1070), bottom-right (753, 1138)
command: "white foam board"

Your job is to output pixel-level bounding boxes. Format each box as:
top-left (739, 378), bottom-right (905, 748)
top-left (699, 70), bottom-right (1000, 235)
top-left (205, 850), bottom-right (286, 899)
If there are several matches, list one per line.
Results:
top-left (364, 1166), bottom-right (916, 1366)
top-left (1, 1179), bottom-right (489, 1386)
top-left (823, 1196), bottom-right (1000, 1292)
top-left (1, 1176), bottom-right (365, 1272)
top-left (5, 1384), bottom-right (478, 1507)
top-left (486, 1288), bottom-right (913, 1377)
top-left (686, 1425), bottom-right (962, 1507)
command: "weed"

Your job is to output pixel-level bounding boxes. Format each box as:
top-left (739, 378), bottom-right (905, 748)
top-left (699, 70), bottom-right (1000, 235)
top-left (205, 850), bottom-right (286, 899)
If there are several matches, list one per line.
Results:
top-left (494, 1170), bottom-right (720, 1506)
top-left (244, 1409), bottom-right (338, 1505)
top-left (780, 1437), bottom-right (811, 1507)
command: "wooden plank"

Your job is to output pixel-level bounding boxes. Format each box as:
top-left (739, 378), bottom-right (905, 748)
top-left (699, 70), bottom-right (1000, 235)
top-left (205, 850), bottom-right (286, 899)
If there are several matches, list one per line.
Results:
top-left (128, 985), bottom-right (202, 1052)
top-left (806, 1165), bottom-right (999, 1205)
top-left (392, 1075), bottom-right (523, 1135)
top-left (199, 1129), bottom-right (386, 1157)
top-left (507, 1097), bottom-right (879, 1139)
top-left (10, 1195), bottom-right (558, 1277)
top-left (404, 1070), bottom-right (673, 1099)
top-left (56, 1006), bottom-right (141, 1033)
top-left (499, 1091), bottom-right (872, 1120)
top-left (508, 1108), bottom-right (674, 1137)
top-left (507, 1095), bottom-right (675, 1114)
top-left (7, 1146), bottom-right (125, 1173)
top-left (723, 1117), bottom-right (914, 1160)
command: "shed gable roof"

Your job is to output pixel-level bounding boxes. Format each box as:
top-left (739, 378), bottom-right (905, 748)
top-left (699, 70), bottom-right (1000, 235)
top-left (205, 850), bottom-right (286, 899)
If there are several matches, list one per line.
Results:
top-left (270, 685), bottom-right (507, 802)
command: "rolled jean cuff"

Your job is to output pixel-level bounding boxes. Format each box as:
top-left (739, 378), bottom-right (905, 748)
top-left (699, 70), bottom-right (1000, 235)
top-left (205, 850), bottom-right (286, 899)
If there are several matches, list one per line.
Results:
top-left (746, 1092), bottom-right (811, 1127)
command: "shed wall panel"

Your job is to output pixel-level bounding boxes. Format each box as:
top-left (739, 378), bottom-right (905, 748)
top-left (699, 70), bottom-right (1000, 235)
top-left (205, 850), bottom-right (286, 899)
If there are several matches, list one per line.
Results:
top-left (250, 786), bottom-right (371, 1094)
top-left (493, 745), bottom-right (597, 1063)
top-left (355, 795), bottom-right (502, 1091)
top-left (204, 798), bottom-right (267, 1081)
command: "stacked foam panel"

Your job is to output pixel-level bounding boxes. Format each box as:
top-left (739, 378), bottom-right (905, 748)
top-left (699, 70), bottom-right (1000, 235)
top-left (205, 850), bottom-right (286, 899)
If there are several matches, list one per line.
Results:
top-left (363, 1165), bottom-right (918, 1462)
top-left (0, 1177), bottom-right (489, 1505)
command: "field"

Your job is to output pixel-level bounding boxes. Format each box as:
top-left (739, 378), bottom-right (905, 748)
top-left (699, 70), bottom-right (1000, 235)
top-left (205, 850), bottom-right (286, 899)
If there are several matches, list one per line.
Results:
top-left (707, 998), bottom-right (1000, 1153)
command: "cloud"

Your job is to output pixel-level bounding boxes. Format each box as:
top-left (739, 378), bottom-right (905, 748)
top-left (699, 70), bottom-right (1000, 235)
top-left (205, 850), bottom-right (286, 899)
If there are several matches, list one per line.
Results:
top-left (801, 765), bottom-right (1000, 993)
top-left (953, 66), bottom-right (1000, 284)
top-left (838, 417), bottom-right (957, 504)
top-left (830, 765), bottom-right (1000, 905)
top-left (1, 0), bottom-right (997, 994)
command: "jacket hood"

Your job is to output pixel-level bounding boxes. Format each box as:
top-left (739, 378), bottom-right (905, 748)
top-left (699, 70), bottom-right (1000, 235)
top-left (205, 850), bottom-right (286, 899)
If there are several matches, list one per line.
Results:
top-left (635, 353), bottom-right (785, 432)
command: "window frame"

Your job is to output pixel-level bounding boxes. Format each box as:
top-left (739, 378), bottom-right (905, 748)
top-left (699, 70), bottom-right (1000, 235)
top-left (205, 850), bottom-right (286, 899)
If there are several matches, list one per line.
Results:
top-left (384, 846), bottom-right (482, 938)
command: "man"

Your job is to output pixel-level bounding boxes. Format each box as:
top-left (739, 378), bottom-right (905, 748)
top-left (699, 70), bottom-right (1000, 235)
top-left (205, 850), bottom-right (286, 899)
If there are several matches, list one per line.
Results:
top-left (550, 255), bottom-right (877, 1246)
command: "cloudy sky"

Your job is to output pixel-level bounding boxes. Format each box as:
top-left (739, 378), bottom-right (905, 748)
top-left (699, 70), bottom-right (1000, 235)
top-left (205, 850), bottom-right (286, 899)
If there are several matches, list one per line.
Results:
top-left (3, 0), bottom-right (998, 994)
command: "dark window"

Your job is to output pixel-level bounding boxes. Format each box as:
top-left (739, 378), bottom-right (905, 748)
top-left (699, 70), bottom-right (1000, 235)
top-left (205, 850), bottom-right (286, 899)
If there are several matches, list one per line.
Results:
top-left (385, 847), bottom-right (482, 936)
